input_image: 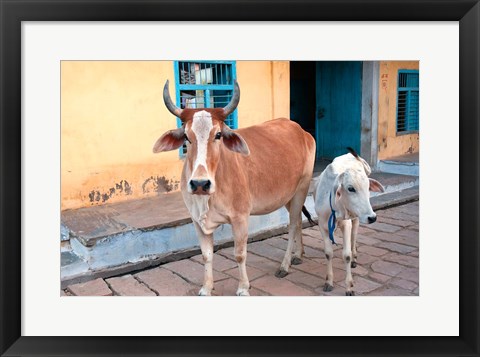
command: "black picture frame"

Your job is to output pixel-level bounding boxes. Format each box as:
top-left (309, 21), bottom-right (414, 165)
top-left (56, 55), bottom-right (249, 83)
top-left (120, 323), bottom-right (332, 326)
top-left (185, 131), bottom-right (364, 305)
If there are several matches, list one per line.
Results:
top-left (1, 0), bottom-right (479, 356)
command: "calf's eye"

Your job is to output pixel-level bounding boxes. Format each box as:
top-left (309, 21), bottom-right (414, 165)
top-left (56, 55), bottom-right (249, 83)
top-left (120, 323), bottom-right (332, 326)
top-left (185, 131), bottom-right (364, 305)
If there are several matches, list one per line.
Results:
top-left (215, 132), bottom-right (222, 140)
top-left (348, 186), bottom-right (356, 193)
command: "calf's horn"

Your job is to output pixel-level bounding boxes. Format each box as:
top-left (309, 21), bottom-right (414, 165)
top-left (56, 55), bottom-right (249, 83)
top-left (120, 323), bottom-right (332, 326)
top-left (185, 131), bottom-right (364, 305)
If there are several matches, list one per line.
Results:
top-left (223, 80), bottom-right (240, 117)
top-left (347, 147), bottom-right (359, 158)
top-left (163, 80), bottom-right (183, 118)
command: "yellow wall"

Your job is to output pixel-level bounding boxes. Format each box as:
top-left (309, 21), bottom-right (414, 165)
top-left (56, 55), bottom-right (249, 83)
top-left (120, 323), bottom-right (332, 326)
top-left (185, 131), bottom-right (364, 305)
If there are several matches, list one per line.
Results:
top-left (236, 61), bottom-right (290, 128)
top-left (61, 61), bottom-right (290, 210)
top-left (377, 61), bottom-right (420, 160)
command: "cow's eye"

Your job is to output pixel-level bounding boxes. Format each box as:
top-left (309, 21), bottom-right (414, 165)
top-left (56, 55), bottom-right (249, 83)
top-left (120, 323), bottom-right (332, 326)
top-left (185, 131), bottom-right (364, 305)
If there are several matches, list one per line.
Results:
top-left (184, 134), bottom-right (191, 143)
top-left (215, 132), bottom-right (222, 140)
top-left (348, 186), bottom-right (356, 193)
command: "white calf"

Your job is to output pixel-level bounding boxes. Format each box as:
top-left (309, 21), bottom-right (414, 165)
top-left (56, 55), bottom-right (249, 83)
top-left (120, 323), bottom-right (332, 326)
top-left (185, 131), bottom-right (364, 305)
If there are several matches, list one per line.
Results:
top-left (314, 148), bottom-right (385, 296)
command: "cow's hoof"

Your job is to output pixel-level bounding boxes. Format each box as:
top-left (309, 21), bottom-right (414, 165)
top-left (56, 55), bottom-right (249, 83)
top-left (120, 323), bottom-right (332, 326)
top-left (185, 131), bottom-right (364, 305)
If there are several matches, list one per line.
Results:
top-left (198, 287), bottom-right (212, 296)
top-left (351, 261), bottom-right (357, 268)
top-left (323, 283), bottom-right (334, 292)
top-left (291, 257), bottom-right (303, 265)
top-left (236, 289), bottom-right (250, 296)
top-left (275, 269), bottom-right (288, 278)
top-left (346, 291), bottom-right (355, 296)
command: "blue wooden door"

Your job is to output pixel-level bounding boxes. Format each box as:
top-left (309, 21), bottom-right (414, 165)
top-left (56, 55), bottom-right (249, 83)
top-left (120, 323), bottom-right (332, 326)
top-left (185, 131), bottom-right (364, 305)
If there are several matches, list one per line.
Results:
top-left (315, 61), bottom-right (362, 159)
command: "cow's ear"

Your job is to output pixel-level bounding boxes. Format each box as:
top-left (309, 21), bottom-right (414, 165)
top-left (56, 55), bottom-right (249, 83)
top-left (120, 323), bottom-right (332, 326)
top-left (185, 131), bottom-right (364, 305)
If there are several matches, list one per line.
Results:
top-left (369, 178), bottom-right (385, 193)
top-left (153, 127), bottom-right (185, 153)
top-left (221, 128), bottom-right (250, 156)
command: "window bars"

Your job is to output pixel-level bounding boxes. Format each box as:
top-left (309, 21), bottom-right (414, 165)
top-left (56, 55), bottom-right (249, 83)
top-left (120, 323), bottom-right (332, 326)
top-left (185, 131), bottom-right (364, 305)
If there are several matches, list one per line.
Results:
top-left (174, 61), bottom-right (238, 155)
top-left (396, 70), bottom-right (419, 133)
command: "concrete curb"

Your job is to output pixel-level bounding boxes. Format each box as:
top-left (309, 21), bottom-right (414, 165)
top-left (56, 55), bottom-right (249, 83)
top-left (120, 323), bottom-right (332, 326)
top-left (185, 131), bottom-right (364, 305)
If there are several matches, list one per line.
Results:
top-left (372, 186), bottom-right (419, 211)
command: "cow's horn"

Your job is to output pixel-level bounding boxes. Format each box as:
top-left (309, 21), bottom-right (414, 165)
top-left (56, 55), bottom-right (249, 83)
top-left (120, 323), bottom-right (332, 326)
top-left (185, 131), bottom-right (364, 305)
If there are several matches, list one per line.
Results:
top-left (163, 80), bottom-right (183, 118)
top-left (223, 80), bottom-right (240, 117)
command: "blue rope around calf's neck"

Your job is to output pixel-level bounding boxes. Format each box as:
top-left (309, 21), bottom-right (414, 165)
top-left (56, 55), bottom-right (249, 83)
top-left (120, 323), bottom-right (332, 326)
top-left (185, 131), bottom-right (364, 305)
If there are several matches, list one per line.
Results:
top-left (328, 193), bottom-right (337, 245)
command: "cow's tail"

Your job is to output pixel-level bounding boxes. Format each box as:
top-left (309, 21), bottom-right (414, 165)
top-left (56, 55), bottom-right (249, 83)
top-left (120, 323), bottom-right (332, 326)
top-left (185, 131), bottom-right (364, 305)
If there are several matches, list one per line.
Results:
top-left (302, 206), bottom-right (316, 225)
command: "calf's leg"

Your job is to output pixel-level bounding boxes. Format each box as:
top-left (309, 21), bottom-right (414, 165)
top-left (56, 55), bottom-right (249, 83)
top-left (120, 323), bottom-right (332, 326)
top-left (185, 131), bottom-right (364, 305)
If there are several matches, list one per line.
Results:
top-left (321, 224), bottom-right (335, 292)
top-left (351, 218), bottom-right (360, 268)
top-left (340, 219), bottom-right (355, 296)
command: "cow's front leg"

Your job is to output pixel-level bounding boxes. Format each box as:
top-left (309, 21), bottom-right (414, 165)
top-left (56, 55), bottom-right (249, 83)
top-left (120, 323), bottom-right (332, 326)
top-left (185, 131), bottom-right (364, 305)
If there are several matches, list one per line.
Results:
top-left (232, 218), bottom-right (250, 296)
top-left (351, 218), bottom-right (360, 268)
top-left (340, 220), bottom-right (355, 296)
top-left (321, 225), bottom-right (335, 292)
top-left (193, 222), bottom-right (214, 296)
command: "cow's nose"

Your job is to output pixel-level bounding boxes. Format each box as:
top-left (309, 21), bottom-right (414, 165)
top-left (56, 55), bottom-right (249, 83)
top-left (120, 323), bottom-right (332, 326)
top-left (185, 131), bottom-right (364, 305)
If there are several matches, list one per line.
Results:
top-left (367, 215), bottom-right (377, 224)
top-left (190, 179), bottom-right (211, 193)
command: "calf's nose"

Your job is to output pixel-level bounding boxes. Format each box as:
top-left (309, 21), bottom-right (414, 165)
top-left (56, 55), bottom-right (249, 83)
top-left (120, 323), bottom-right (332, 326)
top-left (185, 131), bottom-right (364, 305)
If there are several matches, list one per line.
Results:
top-left (190, 179), bottom-right (211, 193)
top-left (367, 215), bottom-right (377, 224)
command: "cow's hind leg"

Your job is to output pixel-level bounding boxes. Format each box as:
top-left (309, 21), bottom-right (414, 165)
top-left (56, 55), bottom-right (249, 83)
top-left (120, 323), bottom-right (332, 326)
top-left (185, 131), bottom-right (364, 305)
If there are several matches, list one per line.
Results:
top-left (232, 217), bottom-right (250, 296)
top-left (290, 184), bottom-right (311, 267)
top-left (193, 222), bottom-right (214, 296)
top-left (292, 213), bottom-right (305, 266)
top-left (282, 202), bottom-right (303, 267)
top-left (276, 188), bottom-right (308, 277)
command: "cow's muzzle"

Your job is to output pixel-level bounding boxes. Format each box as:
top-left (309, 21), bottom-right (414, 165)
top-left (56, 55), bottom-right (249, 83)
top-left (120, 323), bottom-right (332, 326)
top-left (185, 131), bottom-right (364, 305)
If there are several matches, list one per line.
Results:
top-left (367, 215), bottom-right (377, 224)
top-left (189, 179), bottom-right (211, 195)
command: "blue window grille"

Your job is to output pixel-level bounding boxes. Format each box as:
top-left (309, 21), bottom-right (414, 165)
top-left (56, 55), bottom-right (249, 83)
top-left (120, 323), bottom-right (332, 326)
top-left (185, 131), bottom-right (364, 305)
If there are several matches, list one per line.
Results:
top-left (396, 70), bottom-right (419, 134)
top-left (174, 61), bottom-right (238, 155)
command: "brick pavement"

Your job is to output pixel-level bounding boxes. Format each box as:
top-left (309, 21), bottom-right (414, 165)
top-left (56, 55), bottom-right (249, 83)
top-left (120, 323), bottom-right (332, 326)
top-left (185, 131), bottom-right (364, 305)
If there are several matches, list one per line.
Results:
top-left (63, 201), bottom-right (419, 296)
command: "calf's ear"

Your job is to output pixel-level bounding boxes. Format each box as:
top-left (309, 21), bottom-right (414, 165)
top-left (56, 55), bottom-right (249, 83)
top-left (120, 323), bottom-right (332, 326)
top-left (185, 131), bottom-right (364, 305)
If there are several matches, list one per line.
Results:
top-left (335, 184), bottom-right (342, 204)
top-left (153, 127), bottom-right (185, 153)
top-left (335, 173), bottom-right (345, 204)
top-left (369, 178), bottom-right (385, 193)
top-left (221, 128), bottom-right (250, 156)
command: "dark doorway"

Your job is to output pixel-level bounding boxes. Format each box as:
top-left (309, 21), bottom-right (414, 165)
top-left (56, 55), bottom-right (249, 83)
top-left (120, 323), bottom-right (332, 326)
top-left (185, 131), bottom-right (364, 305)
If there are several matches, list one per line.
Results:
top-left (290, 62), bottom-right (316, 139)
top-left (290, 61), bottom-right (363, 162)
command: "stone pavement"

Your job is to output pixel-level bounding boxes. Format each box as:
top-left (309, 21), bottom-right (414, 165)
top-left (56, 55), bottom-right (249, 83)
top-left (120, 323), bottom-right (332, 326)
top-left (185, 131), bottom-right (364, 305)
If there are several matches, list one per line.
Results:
top-left (62, 201), bottom-right (419, 297)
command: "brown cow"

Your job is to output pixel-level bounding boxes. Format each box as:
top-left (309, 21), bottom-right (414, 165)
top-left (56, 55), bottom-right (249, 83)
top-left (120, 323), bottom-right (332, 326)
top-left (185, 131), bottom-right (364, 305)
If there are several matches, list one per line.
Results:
top-left (153, 80), bottom-right (315, 296)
